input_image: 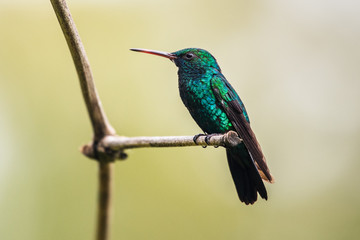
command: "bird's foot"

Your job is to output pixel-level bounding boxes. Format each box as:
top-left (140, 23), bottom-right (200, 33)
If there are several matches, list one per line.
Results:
top-left (194, 133), bottom-right (222, 148)
top-left (193, 133), bottom-right (210, 148)
top-left (204, 133), bottom-right (222, 145)
top-left (193, 133), bottom-right (207, 145)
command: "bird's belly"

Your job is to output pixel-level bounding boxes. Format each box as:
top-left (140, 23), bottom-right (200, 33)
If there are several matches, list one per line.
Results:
top-left (190, 104), bottom-right (233, 133)
top-left (180, 83), bottom-right (233, 133)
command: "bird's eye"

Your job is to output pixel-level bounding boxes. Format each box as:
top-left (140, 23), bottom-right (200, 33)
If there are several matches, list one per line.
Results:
top-left (183, 53), bottom-right (195, 60)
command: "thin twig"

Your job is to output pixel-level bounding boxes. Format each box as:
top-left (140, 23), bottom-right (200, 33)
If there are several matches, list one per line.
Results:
top-left (97, 161), bottom-right (113, 240)
top-left (50, 0), bottom-right (115, 139)
top-left (50, 1), bottom-right (115, 240)
top-left (81, 131), bottom-right (242, 159)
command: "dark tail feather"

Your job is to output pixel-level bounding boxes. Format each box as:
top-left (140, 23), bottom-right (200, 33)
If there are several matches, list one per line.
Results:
top-left (226, 145), bottom-right (267, 204)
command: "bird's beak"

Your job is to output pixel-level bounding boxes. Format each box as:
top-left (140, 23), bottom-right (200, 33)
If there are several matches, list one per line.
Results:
top-left (130, 48), bottom-right (177, 60)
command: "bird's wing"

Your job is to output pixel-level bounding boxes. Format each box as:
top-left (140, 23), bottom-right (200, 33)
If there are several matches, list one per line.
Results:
top-left (210, 74), bottom-right (274, 183)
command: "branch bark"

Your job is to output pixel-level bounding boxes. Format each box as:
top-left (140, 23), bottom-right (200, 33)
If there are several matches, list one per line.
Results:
top-left (50, 0), bottom-right (115, 140)
top-left (82, 131), bottom-right (243, 160)
top-left (50, 1), bottom-right (115, 240)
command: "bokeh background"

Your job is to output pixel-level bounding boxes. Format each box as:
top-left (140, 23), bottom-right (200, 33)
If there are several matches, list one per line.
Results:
top-left (1, 0), bottom-right (360, 239)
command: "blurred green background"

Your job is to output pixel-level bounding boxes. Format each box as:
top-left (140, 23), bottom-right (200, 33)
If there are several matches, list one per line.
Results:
top-left (1, 0), bottom-right (360, 239)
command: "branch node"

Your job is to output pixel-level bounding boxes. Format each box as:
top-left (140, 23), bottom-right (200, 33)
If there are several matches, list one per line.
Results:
top-left (81, 138), bottom-right (127, 161)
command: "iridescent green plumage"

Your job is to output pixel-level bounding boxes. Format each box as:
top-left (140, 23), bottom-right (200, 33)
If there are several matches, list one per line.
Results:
top-left (131, 47), bottom-right (273, 204)
top-left (173, 48), bottom-right (249, 133)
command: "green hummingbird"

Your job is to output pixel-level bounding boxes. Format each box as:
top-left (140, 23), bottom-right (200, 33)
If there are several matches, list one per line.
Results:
top-left (131, 48), bottom-right (273, 204)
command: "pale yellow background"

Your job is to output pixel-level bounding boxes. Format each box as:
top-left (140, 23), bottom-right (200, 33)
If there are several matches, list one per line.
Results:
top-left (1, 0), bottom-right (359, 239)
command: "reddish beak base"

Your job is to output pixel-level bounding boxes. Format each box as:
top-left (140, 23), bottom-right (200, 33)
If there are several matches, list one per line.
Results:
top-left (130, 48), bottom-right (177, 60)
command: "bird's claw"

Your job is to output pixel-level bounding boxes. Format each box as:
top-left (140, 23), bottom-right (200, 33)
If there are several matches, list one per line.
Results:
top-left (194, 133), bottom-right (221, 148)
top-left (204, 133), bottom-right (221, 145)
top-left (193, 133), bottom-right (206, 145)
top-left (204, 135), bottom-right (213, 145)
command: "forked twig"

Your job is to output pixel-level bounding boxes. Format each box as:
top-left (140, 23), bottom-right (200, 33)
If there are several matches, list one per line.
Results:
top-left (50, 1), bottom-right (115, 240)
top-left (50, 1), bottom-right (242, 239)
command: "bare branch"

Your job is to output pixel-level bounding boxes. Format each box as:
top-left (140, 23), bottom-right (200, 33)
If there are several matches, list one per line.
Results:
top-left (50, 0), bottom-right (115, 140)
top-left (81, 131), bottom-right (243, 159)
top-left (97, 161), bottom-right (113, 240)
top-left (50, 1), bottom-right (115, 240)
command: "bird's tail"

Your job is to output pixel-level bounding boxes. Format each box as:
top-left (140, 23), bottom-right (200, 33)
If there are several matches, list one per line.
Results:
top-left (226, 144), bottom-right (267, 204)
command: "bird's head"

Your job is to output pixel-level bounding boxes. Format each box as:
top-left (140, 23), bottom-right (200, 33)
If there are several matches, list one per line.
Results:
top-left (130, 48), bottom-right (221, 74)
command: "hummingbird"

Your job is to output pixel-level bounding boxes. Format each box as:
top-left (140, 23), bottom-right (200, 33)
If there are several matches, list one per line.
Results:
top-left (130, 48), bottom-right (273, 204)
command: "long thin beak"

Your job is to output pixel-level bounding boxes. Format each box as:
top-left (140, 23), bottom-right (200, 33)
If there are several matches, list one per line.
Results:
top-left (130, 48), bottom-right (177, 60)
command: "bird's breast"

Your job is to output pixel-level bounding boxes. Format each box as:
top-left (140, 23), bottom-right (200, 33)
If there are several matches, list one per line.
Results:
top-left (178, 76), bottom-right (233, 133)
